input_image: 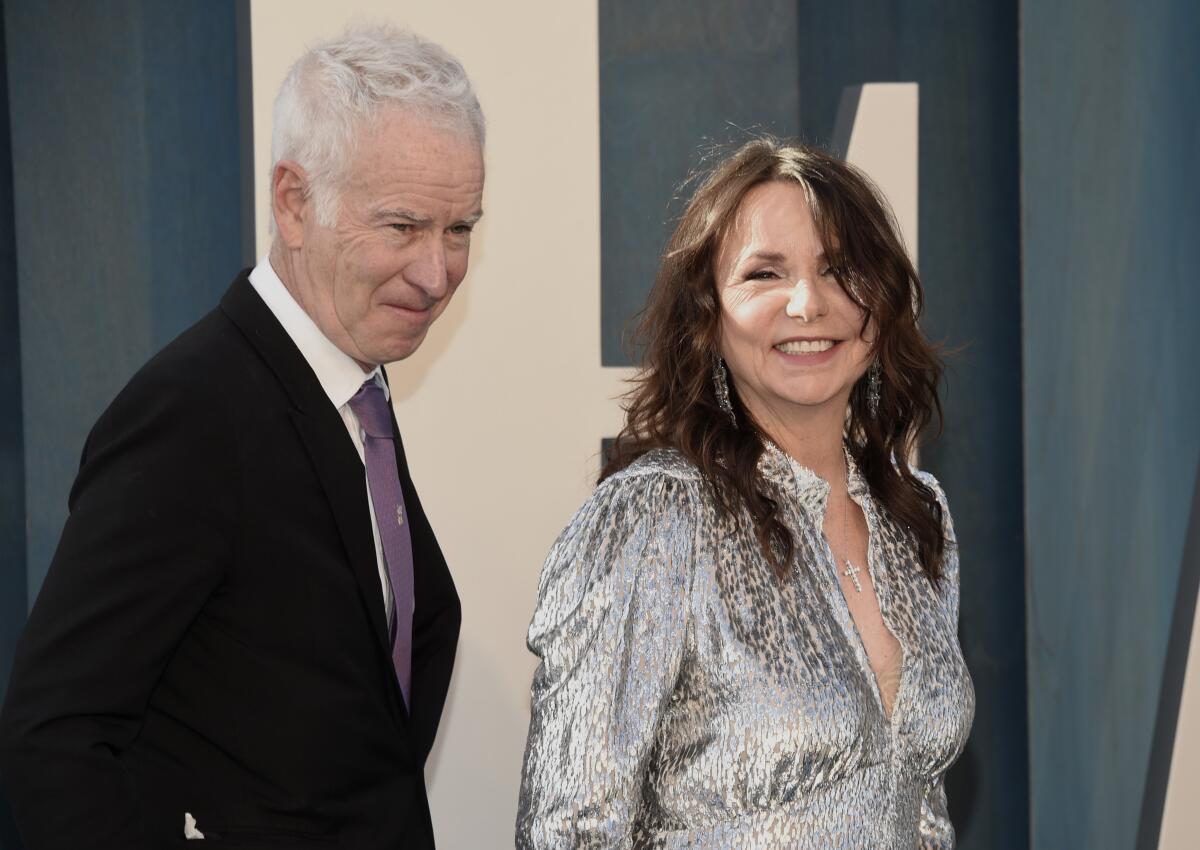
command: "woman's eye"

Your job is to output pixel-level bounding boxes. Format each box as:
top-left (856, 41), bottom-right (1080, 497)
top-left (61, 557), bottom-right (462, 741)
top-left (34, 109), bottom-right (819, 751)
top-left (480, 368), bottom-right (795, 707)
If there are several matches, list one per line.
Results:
top-left (820, 267), bottom-right (834, 277)
top-left (747, 269), bottom-right (779, 281)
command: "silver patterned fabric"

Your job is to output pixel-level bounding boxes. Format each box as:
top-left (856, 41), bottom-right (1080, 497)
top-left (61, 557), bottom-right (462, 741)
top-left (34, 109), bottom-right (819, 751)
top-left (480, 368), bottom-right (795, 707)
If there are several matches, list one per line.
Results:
top-left (516, 445), bottom-right (974, 849)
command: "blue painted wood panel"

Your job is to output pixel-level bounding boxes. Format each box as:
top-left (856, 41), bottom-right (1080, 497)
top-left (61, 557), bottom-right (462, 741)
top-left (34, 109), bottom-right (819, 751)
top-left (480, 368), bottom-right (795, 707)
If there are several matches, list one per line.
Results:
top-left (794, 6), bottom-right (1027, 842)
top-left (0, 0), bottom-right (26, 712)
top-left (1021, 0), bottom-right (1200, 847)
top-left (0, 7), bottom-right (27, 846)
top-left (4, 0), bottom-right (245, 604)
top-left (600, 0), bottom-right (801, 366)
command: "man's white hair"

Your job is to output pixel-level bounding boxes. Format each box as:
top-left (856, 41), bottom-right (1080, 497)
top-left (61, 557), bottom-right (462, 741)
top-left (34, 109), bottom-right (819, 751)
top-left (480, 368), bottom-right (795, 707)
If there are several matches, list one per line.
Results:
top-left (271, 23), bottom-right (485, 228)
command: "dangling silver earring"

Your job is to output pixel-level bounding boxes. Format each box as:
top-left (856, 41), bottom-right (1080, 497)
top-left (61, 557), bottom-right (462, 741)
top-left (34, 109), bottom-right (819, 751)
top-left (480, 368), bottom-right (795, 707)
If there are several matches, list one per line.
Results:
top-left (867, 360), bottom-right (882, 418)
top-left (713, 357), bottom-right (737, 426)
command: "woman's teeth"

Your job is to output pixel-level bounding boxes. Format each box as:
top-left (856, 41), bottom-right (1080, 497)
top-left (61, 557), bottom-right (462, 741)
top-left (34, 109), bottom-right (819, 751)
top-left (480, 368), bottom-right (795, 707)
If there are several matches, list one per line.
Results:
top-left (776, 339), bottom-right (836, 354)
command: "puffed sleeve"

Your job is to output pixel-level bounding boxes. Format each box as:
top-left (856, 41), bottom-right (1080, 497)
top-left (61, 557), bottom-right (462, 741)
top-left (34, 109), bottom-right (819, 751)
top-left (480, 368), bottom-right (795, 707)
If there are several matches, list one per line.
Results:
top-left (916, 471), bottom-right (963, 850)
top-left (515, 469), bottom-right (697, 850)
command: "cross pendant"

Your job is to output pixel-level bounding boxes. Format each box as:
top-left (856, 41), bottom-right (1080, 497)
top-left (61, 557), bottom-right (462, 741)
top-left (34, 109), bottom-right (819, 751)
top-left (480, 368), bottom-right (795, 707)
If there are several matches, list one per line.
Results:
top-left (843, 559), bottom-right (864, 593)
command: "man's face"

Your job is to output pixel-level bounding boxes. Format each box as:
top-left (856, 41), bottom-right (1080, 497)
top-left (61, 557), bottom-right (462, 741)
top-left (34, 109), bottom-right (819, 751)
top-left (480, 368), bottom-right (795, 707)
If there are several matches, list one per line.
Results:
top-left (295, 108), bottom-right (485, 367)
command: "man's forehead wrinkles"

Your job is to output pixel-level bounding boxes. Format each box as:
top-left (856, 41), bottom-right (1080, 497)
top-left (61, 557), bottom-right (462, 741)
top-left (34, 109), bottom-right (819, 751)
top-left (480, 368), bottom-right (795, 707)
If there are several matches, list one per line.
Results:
top-left (367, 190), bottom-right (482, 211)
top-left (347, 174), bottom-right (483, 193)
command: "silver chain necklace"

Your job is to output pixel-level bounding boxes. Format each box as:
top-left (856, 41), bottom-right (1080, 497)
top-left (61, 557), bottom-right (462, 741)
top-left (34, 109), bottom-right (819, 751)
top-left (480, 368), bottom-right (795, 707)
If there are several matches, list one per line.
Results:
top-left (841, 472), bottom-right (865, 593)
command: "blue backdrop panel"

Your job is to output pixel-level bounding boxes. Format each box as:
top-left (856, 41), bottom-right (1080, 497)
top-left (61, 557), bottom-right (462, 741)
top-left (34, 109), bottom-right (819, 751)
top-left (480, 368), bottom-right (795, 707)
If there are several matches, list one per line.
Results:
top-left (0, 0), bottom-right (26, 710)
top-left (1021, 0), bottom-right (1200, 847)
top-left (599, 3), bottom-right (1026, 847)
top-left (792, 5), bottom-right (1027, 846)
top-left (0, 8), bottom-right (25, 846)
top-left (599, 0), bottom-right (801, 366)
top-left (4, 0), bottom-right (245, 604)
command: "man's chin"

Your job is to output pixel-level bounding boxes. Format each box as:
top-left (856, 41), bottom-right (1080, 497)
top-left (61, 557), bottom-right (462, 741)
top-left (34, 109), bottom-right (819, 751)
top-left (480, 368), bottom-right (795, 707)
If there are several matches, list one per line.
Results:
top-left (369, 332), bottom-right (429, 365)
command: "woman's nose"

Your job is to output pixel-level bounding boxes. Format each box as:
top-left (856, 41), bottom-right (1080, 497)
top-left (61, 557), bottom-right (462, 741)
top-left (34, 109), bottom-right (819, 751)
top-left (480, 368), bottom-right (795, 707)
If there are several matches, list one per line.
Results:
top-left (785, 279), bottom-right (826, 322)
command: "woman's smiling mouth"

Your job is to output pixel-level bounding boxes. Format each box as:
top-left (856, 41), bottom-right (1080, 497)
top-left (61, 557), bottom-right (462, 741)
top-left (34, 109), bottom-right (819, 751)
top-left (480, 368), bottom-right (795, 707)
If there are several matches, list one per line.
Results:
top-left (772, 338), bottom-right (843, 364)
top-left (775, 338), bottom-right (838, 354)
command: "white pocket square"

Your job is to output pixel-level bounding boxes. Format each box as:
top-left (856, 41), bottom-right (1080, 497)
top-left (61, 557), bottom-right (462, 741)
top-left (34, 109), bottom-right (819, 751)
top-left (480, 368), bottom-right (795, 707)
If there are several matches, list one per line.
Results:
top-left (184, 812), bottom-right (205, 840)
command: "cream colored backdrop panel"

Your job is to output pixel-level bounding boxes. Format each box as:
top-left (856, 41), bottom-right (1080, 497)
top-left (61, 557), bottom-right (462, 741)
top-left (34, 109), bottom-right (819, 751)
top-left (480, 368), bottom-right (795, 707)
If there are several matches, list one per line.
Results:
top-left (843, 83), bottom-right (918, 264)
top-left (1160, 588), bottom-right (1200, 849)
top-left (250, 2), bottom-right (629, 845)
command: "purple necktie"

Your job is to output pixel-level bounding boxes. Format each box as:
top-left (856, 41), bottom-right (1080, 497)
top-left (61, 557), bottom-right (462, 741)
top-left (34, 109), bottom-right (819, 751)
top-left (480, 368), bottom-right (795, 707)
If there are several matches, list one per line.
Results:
top-left (348, 380), bottom-right (414, 708)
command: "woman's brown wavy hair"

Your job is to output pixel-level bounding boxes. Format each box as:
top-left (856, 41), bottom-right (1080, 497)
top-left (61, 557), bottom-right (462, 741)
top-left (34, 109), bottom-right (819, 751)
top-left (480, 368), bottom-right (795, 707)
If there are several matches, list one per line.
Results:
top-left (602, 138), bottom-right (948, 583)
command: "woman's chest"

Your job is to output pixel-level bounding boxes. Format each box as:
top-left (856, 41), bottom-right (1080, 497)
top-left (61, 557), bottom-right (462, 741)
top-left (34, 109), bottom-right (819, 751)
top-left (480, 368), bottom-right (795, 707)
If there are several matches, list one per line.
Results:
top-left (660, 518), bottom-right (973, 791)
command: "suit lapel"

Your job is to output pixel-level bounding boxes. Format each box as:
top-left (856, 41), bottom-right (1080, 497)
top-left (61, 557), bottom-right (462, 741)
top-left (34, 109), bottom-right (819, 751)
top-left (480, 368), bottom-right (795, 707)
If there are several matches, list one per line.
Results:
top-left (219, 276), bottom-right (403, 714)
top-left (287, 410), bottom-right (393, 659)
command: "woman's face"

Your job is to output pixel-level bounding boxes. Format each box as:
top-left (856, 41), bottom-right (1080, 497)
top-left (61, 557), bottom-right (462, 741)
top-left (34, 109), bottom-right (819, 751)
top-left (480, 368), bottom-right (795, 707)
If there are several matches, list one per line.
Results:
top-left (715, 180), bottom-right (874, 427)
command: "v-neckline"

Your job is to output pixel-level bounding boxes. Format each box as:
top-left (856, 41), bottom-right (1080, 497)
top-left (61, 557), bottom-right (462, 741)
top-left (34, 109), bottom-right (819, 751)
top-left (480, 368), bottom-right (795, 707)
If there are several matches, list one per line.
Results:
top-left (759, 440), bottom-right (910, 727)
top-left (823, 484), bottom-right (908, 729)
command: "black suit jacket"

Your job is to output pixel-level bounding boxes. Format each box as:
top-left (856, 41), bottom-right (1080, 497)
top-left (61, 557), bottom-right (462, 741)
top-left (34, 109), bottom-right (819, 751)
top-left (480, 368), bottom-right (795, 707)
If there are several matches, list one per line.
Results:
top-left (0, 273), bottom-right (461, 849)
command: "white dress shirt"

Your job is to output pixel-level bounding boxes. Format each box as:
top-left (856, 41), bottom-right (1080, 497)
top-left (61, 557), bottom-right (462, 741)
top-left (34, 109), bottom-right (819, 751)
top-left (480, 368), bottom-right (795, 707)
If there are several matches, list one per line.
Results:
top-left (249, 257), bottom-right (395, 627)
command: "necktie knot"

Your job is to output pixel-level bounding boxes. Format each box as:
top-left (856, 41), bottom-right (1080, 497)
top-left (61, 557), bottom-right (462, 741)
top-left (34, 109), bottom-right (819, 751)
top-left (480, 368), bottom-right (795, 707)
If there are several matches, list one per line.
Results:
top-left (348, 380), bottom-right (393, 439)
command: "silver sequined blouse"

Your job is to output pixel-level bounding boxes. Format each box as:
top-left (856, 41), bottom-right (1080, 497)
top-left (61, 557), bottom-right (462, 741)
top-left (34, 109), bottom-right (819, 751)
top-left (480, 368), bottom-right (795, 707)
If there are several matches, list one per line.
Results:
top-left (516, 445), bottom-right (974, 849)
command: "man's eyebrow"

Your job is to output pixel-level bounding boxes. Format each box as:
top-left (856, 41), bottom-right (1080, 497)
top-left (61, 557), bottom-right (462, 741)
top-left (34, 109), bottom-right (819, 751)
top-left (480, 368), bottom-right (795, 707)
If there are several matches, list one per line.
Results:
top-left (370, 208), bottom-right (485, 227)
top-left (371, 208), bottom-right (433, 224)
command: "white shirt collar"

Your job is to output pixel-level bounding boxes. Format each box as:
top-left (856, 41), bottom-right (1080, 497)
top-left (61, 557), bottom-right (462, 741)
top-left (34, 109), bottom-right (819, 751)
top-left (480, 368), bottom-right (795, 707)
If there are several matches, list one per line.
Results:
top-left (248, 256), bottom-right (388, 409)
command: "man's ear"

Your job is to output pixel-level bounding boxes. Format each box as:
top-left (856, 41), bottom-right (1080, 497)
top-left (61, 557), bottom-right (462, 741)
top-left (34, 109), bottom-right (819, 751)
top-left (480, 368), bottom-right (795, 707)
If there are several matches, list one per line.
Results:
top-left (272, 161), bottom-right (310, 248)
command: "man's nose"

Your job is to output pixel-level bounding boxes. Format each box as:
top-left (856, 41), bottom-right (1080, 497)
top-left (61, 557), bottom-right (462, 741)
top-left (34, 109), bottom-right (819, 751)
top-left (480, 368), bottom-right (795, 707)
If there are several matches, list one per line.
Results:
top-left (405, 235), bottom-right (450, 300)
top-left (785, 279), bottom-right (827, 322)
